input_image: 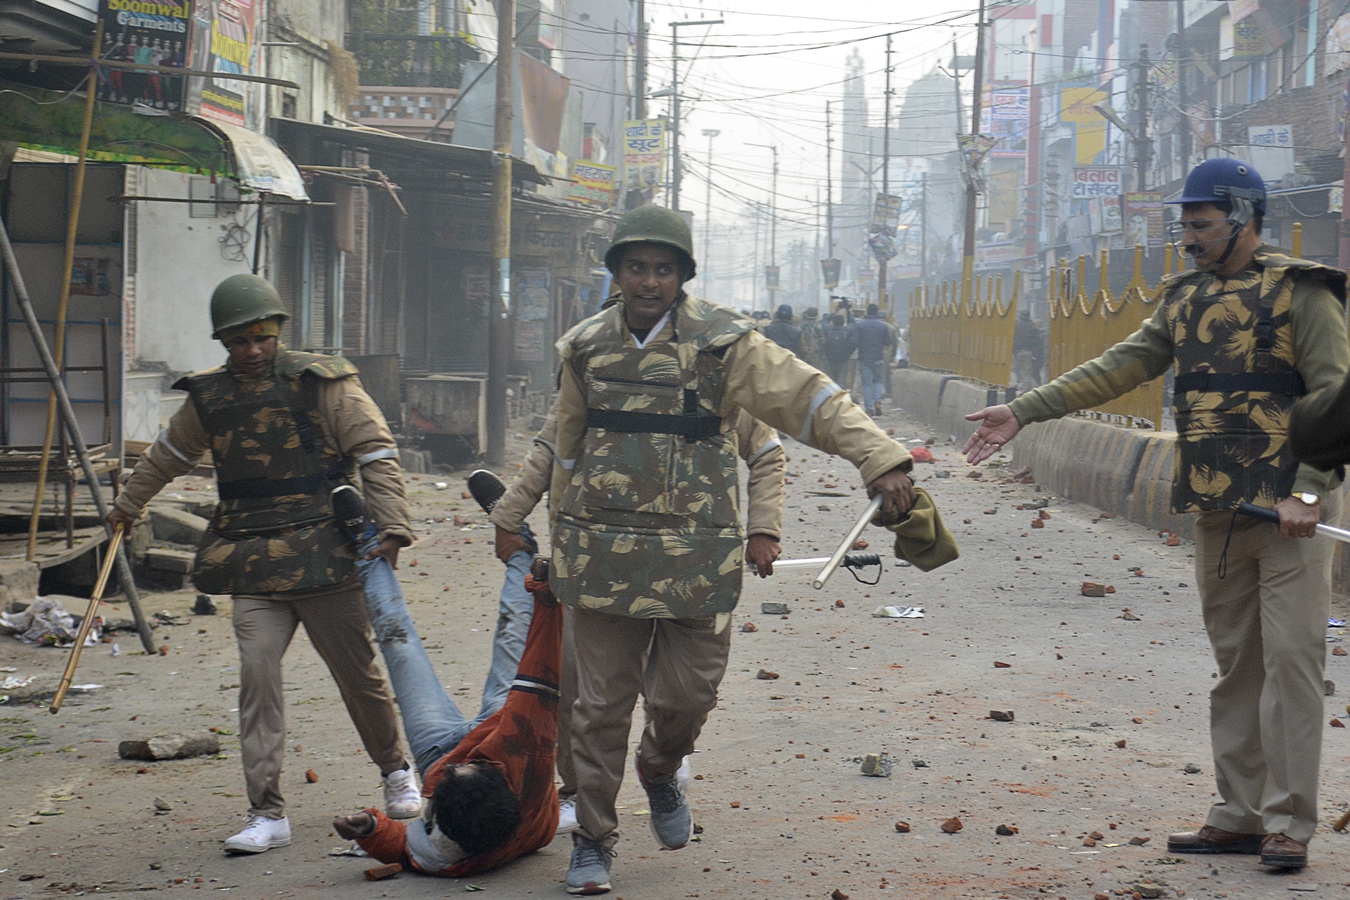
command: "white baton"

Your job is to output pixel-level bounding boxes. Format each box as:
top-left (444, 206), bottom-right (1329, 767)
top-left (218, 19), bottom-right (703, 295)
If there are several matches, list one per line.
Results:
top-left (813, 495), bottom-right (883, 590)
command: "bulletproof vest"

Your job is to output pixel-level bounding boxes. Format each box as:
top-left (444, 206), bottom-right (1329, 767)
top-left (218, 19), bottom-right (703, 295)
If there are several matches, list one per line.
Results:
top-left (178, 349), bottom-right (360, 593)
top-left (1165, 246), bottom-right (1346, 512)
top-left (551, 294), bottom-right (756, 619)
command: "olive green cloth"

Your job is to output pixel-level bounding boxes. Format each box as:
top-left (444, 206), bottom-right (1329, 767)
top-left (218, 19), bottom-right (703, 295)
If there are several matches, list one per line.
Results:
top-left (873, 487), bottom-right (959, 572)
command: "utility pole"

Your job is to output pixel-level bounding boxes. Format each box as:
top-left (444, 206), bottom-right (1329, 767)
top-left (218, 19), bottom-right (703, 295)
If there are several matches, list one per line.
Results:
top-left (920, 171), bottom-right (928, 276)
top-left (635, 0), bottom-right (646, 119)
top-left (1174, 0), bottom-right (1189, 178)
top-left (960, 0), bottom-right (986, 305)
top-left (749, 143), bottom-right (777, 308)
top-left (702, 128), bottom-right (719, 281)
top-left (486, 0), bottom-right (514, 465)
top-left (825, 100), bottom-right (834, 258)
top-left (1132, 45), bottom-right (1152, 191)
top-left (878, 32), bottom-right (892, 313)
top-left (669, 18), bottom-right (722, 210)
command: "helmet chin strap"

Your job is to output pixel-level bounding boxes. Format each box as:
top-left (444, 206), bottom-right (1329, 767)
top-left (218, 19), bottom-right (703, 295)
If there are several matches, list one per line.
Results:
top-left (1187, 197), bottom-right (1255, 272)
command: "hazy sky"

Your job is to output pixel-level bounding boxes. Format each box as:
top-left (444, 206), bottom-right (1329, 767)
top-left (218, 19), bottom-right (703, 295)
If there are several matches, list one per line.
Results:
top-left (647, 0), bottom-right (982, 235)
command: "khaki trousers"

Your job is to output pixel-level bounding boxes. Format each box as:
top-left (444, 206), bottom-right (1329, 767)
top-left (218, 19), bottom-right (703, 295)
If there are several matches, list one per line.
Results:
top-left (1193, 489), bottom-right (1342, 844)
top-left (570, 607), bottom-right (731, 845)
top-left (233, 580), bottom-right (407, 819)
top-left (557, 606), bottom-right (578, 797)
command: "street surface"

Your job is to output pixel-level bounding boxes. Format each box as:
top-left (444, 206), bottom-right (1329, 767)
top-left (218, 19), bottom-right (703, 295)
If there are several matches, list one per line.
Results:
top-left (2, 407), bottom-right (1350, 899)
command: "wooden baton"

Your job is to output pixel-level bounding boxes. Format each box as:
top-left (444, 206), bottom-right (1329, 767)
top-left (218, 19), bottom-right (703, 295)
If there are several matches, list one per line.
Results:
top-left (50, 524), bottom-right (124, 714)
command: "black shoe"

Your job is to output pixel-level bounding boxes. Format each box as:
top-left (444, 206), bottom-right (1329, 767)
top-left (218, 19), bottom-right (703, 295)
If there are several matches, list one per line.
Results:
top-left (1166, 825), bottom-right (1264, 855)
top-left (467, 469), bottom-right (507, 513)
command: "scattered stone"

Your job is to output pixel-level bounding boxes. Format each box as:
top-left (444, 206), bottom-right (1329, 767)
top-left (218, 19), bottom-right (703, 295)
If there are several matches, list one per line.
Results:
top-left (1081, 582), bottom-right (1106, 597)
top-left (1105, 585), bottom-right (1117, 594)
top-left (1010, 466), bottom-right (1032, 480)
top-left (1098, 512), bottom-right (1116, 519)
top-left (1115, 739), bottom-right (1127, 748)
top-left (158, 644), bottom-right (170, 656)
top-left (831, 890), bottom-right (849, 900)
top-left (1183, 763), bottom-right (1202, 774)
top-left (1335, 646), bottom-right (1348, 657)
top-left (191, 594), bottom-right (217, 616)
top-left (118, 733), bottom-right (221, 761)
top-left (730, 801), bottom-right (741, 808)
top-left (1132, 882), bottom-right (1164, 898)
top-left (935, 470), bottom-right (951, 478)
top-left (894, 821), bottom-right (911, 833)
top-left (860, 753), bottom-right (892, 777)
top-left (940, 817), bottom-right (962, 834)
top-left (995, 824), bottom-right (1018, 836)
top-left (1132, 717), bottom-right (1143, 724)
top-left (761, 602), bottom-right (790, 615)
top-left (983, 509), bottom-right (997, 515)
top-left (364, 863), bottom-right (402, 881)
top-left (153, 797), bottom-right (172, 812)
top-left (1326, 679), bottom-right (1336, 696)
top-left (834, 599), bottom-right (845, 609)
top-left (1038, 509), bottom-right (1051, 520)
top-left (963, 518), bottom-right (972, 525)
top-left (756, 669), bottom-right (780, 680)
top-left (305, 769), bottom-right (319, 783)
top-left (1030, 518), bottom-right (1045, 529)
top-left (1094, 894), bottom-right (1110, 900)
top-left (1120, 609), bottom-right (1141, 621)
top-left (1081, 836), bottom-right (1096, 847)
top-left (851, 539), bottom-right (869, 550)
top-left (993, 660), bottom-right (1012, 669)
top-left (989, 710), bottom-right (1014, 722)
top-left (1332, 717), bottom-right (1345, 728)
top-left (967, 470), bottom-right (982, 479)
top-left (1129, 835), bottom-right (1151, 846)
top-left (739, 622), bottom-right (757, 633)
top-left (911, 759), bottom-right (929, 768)
top-left (1166, 534), bottom-right (1181, 546)
top-left (1089, 830), bottom-right (1105, 840)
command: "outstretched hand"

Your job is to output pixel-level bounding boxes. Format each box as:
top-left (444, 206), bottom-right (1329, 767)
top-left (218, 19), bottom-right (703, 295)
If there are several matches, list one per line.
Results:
top-left (333, 812), bottom-right (375, 840)
top-left (963, 405), bottom-right (1022, 465)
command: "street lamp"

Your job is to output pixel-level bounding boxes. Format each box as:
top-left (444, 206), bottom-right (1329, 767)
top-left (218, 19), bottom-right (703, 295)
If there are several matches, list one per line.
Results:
top-left (701, 129), bottom-right (719, 284)
top-left (669, 18), bottom-right (723, 210)
top-left (747, 142), bottom-right (777, 308)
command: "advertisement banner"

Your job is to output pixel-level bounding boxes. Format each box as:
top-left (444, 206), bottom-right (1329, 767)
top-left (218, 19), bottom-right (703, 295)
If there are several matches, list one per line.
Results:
top-left (1123, 191), bottom-right (1164, 248)
top-left (622, 119), bottom-right (665, 190)
top-left (871, 192), bottom-right (901, 234)
top-left (97, 0), bottom-right (192, 111)
top-left (1071, 166), bottom-right (1122, 199)
top-left (820, 258), bottom-right (841, 290)
top-left (1247, 124), bottom-right (1294, 180)
top-left (1329, 14), bottom-right (1350, 74)
top-left (186, 0), bottom-right (258, 125)
top-left (764, 265), bottom-right (780, 290)
top-left (981, 83), bottom-right (1029, 158)
top-left (567, 160), bottom-right (616, 207)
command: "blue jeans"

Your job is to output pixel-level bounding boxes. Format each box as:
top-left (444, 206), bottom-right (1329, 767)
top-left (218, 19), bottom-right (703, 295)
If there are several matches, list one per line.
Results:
top-left (473, 524), bottom-right (537, 726)
top-left (859, 358), bottom-right (887, 410)
top-left (360, 541), bottom-right (472, 775)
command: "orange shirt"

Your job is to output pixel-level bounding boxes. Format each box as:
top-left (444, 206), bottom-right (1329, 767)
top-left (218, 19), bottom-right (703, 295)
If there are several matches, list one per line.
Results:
top-left (358, 587), bottom-right (562, 876)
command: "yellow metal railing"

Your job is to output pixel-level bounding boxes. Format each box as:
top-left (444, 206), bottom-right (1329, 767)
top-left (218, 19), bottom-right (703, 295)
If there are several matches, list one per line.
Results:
top-left (908, 224), bottom-right (1305, 426)
top-left (908, 262), bottom-right (1018, 387)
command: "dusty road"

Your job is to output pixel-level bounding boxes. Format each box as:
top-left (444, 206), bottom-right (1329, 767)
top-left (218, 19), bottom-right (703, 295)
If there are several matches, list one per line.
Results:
top-left (3, 408), bottom-right (1350, 900)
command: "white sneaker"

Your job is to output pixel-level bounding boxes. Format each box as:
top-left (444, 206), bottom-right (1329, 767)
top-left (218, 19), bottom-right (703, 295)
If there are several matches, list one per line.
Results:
top-left (557, 796), bottom-right (579, 836)
top-left (224, 814), bottom-right (291, 854)
top-left (383, 766), bottom-right (423, 819)
top-left (676, 756), bottom-right (691, 793)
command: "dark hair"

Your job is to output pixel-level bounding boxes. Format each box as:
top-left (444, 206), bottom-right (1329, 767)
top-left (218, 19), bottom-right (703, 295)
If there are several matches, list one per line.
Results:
top-left (832, 314), bottom-right (844, 326)
top-left (866, 303), bottom-right (879, 316)
top-left (430, 763), bottom-right (522, 856)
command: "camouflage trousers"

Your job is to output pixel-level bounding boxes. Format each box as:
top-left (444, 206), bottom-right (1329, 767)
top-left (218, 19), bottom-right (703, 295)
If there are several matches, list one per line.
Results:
top-left (568, 606), bottom-right (731, 844)
top-left (233, 580), bottom-right (407, 818)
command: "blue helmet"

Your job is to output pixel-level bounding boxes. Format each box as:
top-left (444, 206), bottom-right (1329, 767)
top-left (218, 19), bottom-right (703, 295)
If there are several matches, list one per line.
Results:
top-left (1166, 157), bottom-right (1266, 217)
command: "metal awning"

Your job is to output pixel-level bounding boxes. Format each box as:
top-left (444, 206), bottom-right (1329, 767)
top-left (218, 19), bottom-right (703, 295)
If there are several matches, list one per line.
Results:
top-left (201, 119), bottom-right (307, 200)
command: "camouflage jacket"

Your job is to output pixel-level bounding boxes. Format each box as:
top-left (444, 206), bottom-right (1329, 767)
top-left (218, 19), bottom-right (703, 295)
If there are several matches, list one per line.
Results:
top-left (1009, 245), bottom-right (1349, 512)
top-left (118, 348), bottom-right (412, 596)
top-left (549, 292), bottom-right (912, 619)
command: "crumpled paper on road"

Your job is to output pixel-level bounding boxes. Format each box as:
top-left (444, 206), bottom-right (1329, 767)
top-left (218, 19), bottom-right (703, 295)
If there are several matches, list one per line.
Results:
top-left (0, 597), bottom-right (99, 646)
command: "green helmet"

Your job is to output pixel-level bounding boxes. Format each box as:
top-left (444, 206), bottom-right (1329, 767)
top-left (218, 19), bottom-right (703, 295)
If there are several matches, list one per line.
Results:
top-left (604, 205), bottom-right (697, 280)
top-left (210, 274), bottom-right (288, 338)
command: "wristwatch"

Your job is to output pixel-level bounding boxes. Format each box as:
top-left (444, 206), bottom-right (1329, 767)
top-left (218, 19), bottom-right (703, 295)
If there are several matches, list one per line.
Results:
top-left (1295, 491), bottom-right (1320, 506)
